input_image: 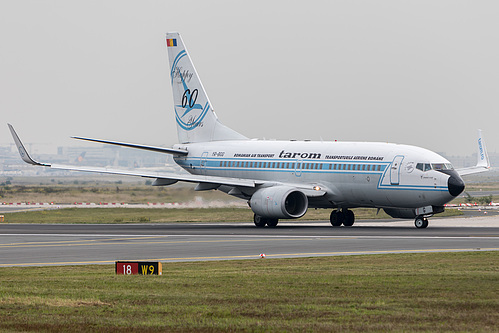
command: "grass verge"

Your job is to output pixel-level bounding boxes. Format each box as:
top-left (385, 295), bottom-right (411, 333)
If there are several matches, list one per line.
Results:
top-left (1, 207), bottom-right (463, 224)
top-left (0, 252), bottom-right (497, 331)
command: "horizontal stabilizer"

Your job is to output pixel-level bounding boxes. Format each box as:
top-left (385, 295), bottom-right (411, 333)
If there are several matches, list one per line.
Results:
top-left (72, 136), bottom-right (188, 155)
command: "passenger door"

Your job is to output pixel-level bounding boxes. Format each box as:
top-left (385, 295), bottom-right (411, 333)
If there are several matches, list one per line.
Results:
top-left (390, 155), bottom-right (404, 185)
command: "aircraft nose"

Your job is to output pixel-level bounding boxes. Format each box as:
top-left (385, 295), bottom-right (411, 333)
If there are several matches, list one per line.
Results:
top-left (448, 173), bottom-right (465, 197)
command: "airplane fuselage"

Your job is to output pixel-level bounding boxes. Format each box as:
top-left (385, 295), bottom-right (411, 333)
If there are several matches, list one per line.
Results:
top-left (174, 140), bottom-right (462, 212)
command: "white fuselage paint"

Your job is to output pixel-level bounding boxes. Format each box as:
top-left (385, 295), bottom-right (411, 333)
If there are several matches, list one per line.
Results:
top-left (173, 140), bottom-right (455, 210)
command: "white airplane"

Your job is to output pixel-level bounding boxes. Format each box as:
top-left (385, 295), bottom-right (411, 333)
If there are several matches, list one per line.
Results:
top-left (8, 32), bottom-right (491, 228)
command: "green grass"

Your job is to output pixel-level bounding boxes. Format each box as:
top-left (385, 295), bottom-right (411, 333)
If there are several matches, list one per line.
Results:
top-left (1, 206), bottom-right (463, 224)
top-left (0, 252), bottom-right (497, 332)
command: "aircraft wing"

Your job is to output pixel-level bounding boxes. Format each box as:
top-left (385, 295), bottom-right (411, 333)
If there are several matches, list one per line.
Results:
top-left (8, 124), bottom-right (253, 187)
top-left (8, 124), bottom-right (327, 196)
top-left (456, 130), bottom-right (490, 176)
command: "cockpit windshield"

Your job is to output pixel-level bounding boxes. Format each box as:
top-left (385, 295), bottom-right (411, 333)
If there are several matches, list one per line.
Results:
top-left (416, 163), bottom-right (454, 172)
top-left (431, 163), bottom-right (454, 171)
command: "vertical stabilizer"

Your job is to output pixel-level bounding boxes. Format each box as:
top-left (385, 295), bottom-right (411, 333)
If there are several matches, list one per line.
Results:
top-left (166, 32), bottom-right (247, 143)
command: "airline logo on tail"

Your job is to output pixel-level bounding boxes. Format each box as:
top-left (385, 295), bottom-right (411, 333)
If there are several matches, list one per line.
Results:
top-left (169, 44), bottom-right (210, 131)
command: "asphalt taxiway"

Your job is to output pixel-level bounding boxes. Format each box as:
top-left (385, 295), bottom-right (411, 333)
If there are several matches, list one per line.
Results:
top-left (1, 214), bottom-right (498, 267)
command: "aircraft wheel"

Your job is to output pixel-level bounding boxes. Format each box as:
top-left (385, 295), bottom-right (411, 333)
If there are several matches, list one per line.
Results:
top-left (414, 216), bottom-right (428, 229)
top-left (266, 219), bottom-right (279, 228)
top-left (254, 214), bottom-right (267, 228)
top-left (343, 210), bottom-right (355, 227)
top-left (330, 210), bottom-right (344, 227)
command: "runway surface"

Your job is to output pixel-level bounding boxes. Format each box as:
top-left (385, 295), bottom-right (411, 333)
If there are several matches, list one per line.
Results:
top-left (0, 216), bottom-right (498, 266)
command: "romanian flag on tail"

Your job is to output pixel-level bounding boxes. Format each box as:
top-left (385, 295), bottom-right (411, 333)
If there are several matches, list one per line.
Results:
top-left (166, 38), bottom-right (177, 47)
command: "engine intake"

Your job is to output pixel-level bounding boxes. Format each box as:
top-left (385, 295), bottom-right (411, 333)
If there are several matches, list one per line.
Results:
top-left (249, 186), bottom-right (308, 219)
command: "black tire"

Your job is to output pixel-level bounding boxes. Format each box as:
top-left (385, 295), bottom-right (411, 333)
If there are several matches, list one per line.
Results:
top-left (266, 219), bottom-right (279, 228)
top-left (414, 216), bottom-right (428, 229)
top-left (330, 211), bottom-right (344, 227)
top-left (254, 214), bottom-right (267, 227)
top-left (343, 210), bottom-right (355, 227)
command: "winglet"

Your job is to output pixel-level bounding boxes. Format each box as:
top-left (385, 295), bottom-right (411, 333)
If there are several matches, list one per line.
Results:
top-left (7, 124), bottom-right (50, 166)
top-left (476, 129), bottom-right (490, 169)
top-left (456, 129), bottom-right (491, 176)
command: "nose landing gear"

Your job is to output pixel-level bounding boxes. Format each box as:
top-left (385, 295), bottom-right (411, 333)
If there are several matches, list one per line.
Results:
top-left (414, 216), bottom-right (429, 228)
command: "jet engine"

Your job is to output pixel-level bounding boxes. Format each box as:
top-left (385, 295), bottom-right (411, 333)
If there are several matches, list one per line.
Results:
top-left (249, 186), bottom-right (308, 219)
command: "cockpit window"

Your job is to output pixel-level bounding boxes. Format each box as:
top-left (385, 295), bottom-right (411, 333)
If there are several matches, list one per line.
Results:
top-left (416, 162), bottom-right (454, 172)
top-left (431, 163), bottom-right (454, 171)
top-left (416, 163), bottom-right (432, 172)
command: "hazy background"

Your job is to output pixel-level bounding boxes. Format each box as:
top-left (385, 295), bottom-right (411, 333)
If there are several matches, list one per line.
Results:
top-left (1, 0), bottom-right (498, 157)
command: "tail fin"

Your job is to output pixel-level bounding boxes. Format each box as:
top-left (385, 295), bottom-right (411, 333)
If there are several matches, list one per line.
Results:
top-left (166, 32), bottom-right (247, 143)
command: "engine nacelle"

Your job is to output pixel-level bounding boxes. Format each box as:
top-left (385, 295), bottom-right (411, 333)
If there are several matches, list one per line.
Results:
top-left (249, 186), bottom-right (308, 219)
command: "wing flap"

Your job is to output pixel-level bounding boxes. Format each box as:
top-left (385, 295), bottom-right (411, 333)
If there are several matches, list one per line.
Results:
top-left (48, 164), bottom-right (257, 187)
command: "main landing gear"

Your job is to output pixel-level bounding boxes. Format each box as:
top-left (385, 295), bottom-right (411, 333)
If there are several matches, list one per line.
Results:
top-left (254, 214), bottom-right (279, 228)
top-left (330, 209), bottom-right (355, 227)
top-left (414, 216), bottom-right (429, 229)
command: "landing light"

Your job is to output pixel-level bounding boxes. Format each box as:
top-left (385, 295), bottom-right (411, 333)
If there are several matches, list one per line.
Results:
top-left (314, 186), bottom-right (321, 191)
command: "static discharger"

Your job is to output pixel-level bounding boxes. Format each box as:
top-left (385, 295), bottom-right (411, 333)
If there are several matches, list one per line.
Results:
top-left (116, 261), bottom-right (162, 275)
